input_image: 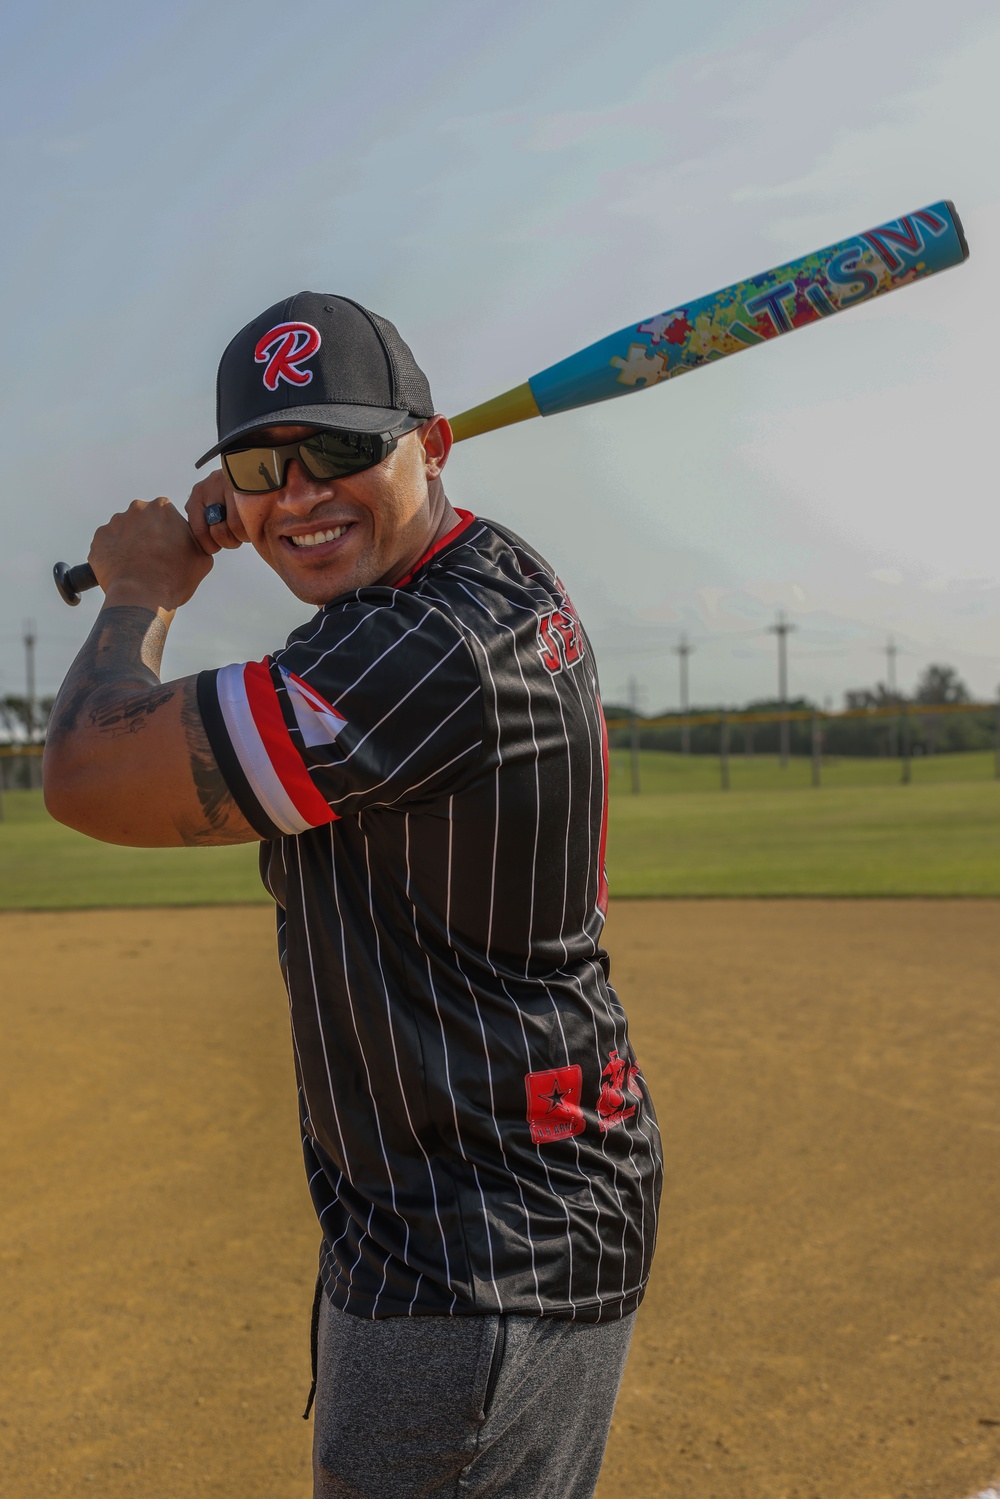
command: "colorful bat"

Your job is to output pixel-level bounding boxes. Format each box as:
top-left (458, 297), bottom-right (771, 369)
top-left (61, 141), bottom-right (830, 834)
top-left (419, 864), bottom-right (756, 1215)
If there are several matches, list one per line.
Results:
top-left (448, 200), bottom-right (969, 442)
top-left (53, 201), bottom-right (968, 605)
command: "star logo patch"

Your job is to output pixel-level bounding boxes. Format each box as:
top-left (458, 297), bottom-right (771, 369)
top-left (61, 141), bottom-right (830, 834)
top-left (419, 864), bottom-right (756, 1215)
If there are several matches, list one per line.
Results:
top-left (524, 1065), bottom-right (585, 1145)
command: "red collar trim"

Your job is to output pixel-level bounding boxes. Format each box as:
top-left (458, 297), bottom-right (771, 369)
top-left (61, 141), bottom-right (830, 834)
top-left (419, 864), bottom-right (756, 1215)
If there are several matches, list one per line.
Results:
top-left (392, 509), bottom-right (475, 588)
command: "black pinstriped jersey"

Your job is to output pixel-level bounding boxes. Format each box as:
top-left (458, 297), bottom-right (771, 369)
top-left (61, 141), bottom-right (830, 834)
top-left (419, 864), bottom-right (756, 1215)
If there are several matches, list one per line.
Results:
top-left (197, 511), bottom-right (662, 1322)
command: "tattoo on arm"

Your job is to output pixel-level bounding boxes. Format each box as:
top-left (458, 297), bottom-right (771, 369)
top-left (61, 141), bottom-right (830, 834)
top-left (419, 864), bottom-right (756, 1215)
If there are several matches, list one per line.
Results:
top-left (88, 686), bottom-right (175, 737)
top-left (49, 603), bottom-right (253, 845)
top-left (52, 607), bottom-right (170, 739)
top-left (178, 679), bottom-right (246, 845)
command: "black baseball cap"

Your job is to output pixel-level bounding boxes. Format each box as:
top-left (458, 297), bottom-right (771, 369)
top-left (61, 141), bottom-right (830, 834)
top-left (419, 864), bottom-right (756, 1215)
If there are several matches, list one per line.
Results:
top-left (195, 292), bottom-right (435, 468)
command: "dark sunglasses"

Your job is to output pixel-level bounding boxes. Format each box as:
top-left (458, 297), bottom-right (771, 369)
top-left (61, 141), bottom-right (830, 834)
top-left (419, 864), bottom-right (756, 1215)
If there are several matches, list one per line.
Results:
top-left (221, 429), bottom-right (401, 494)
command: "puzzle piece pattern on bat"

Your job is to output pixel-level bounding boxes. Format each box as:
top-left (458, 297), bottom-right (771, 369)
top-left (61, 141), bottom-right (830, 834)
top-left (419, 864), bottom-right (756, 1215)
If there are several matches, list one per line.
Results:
top-left (636, 314), bottom-right (672, 344)
top-left (638, 312), bottom-right (693, 346)
top-left (610, 343), bottom-right (667, 386)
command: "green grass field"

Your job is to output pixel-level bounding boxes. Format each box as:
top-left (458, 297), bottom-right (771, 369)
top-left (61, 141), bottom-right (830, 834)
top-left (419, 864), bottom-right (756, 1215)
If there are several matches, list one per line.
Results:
top-left (2, 750), bottom-right (1000, 907)
top-left (604, 749), bottom-right (1000, 895)
top-left (0, 789), bottom-right (265, 908)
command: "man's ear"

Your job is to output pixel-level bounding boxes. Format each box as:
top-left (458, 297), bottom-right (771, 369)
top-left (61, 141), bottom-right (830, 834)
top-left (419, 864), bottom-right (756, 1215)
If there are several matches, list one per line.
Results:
top-left (421, 415), bottom-right (453, 479)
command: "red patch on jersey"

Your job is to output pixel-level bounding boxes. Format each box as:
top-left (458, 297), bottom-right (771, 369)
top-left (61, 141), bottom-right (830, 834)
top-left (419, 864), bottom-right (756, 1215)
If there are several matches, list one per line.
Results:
top-left (536, 595), bottom-right (584, 676)
top-left (595, 1050), bottom-right (644, 1133)
top-left (525, 1065), bottom-right (585, 1144)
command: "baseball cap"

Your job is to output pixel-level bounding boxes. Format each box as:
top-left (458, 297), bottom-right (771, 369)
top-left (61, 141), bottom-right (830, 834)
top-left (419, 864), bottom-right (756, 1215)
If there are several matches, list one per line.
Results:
top-left (195, 292), bottom-right (435, 468)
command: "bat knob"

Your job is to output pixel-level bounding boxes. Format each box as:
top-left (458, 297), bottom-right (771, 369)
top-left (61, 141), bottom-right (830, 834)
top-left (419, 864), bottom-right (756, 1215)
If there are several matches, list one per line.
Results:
top-left (53, 561), bottom-right (99, 607)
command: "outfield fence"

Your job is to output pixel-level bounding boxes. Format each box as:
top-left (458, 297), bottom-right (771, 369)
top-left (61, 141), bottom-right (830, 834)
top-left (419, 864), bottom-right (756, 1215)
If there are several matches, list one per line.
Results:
top-left (4, 704), bottom-right (1000, 813)
top-left (605, 701), bottom-right (1000, 793)
top-left (0, 745), bottom-right (43, 809)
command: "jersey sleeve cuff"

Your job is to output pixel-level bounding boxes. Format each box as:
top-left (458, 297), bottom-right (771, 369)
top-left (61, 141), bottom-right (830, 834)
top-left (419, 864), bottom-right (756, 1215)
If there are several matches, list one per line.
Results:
top-left (197, 668), bottom-right (295, 841)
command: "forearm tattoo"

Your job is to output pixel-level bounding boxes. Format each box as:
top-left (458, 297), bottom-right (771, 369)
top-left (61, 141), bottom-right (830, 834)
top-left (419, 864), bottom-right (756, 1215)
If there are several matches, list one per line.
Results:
top-left (49, 605), bottom-right (247, 844)
top-left (52, 607), bottom-right (170, 738)
top-left (88, 686), bottom-right (175, 736)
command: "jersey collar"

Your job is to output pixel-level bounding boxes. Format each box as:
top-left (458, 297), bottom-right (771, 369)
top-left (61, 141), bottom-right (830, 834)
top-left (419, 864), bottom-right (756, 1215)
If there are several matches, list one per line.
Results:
top-left (391, 508), bottom-right (476, 588)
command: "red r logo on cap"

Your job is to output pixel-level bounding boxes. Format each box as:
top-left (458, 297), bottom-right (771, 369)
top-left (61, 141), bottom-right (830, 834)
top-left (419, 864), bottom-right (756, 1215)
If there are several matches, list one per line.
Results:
top-left (254, 322), bottom-right (321, 391)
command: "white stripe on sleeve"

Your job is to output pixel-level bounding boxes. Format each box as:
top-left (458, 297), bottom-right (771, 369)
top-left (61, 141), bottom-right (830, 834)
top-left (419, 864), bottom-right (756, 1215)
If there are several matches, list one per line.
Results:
top-left (216, 662), bottom-right (310, 835)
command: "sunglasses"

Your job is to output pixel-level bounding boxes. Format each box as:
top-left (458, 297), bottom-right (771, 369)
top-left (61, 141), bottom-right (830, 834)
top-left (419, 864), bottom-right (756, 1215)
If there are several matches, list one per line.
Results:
top-left (221, 428), bottom-right (401, 493)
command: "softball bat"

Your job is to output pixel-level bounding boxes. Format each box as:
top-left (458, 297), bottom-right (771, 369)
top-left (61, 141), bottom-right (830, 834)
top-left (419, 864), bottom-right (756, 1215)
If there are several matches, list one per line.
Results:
top-left (448, 200), bottom-right (968, 441)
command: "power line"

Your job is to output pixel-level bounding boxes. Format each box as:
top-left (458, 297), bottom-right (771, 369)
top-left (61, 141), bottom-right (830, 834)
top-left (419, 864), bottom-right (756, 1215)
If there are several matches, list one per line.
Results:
top-left (593, 625), bottom-right (772, 658)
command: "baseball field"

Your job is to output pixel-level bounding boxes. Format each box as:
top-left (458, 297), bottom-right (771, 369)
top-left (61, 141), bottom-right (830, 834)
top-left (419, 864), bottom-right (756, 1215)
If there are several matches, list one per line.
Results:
top-left (3, 770), bottom-right (1000, 1499)
top-left (5, 748), bottom-right (1000, 906)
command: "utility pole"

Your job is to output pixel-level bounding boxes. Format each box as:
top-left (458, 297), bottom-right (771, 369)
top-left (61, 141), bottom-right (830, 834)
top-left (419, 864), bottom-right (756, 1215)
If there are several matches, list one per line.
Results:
top-left (811, 712), bottom-right (822, 788)
top-left (672, 634), bottom-right (694, 753)
top-left (24, 620), bottom-right (37, 744)
top-left (885, 636), bottom-right (898, 696)
top-left (885, 636), bottom-right (899, 757)
top-left (767, 611), bottom-right (796, 768)
top-left (24, 620), bottom-right (41, 790)
top-left (628, 676), bottom-right (641, 795)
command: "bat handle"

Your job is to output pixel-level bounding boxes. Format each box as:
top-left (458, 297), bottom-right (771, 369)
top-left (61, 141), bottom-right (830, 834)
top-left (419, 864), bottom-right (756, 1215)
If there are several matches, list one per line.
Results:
top-left (53, 560), bottom-right (99, 607)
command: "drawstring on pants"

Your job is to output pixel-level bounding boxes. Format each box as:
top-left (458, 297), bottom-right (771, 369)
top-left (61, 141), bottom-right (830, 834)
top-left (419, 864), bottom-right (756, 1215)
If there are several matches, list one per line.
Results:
top-left (302, 1273), bottom-right (324, 1420)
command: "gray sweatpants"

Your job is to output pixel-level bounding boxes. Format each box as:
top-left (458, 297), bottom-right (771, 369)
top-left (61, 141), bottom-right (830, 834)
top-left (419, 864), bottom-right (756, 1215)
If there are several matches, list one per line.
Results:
top-left (312, 1292), bottom-right (635, 1498)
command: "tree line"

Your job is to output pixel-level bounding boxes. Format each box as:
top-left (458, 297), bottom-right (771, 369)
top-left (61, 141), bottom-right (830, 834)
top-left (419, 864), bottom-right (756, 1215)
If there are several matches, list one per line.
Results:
top-left (604, 664), bottom-right (996, 757)
top-left (1, 695), bottom-right (55, 744)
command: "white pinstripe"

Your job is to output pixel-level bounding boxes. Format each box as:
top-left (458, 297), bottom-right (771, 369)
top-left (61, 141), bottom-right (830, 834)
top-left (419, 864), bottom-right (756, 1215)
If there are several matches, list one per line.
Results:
top-left (327, 824), bottom-right (410, 1315)
top-left (445, 796), bottom-right (502, 1311)
top-left (345, 739), bottom-right (481, 812)
top-left (405, 814), bottom-right (459, 1314)
top-left (320, 681), bottom-right (480, 807)
top-left (273, 595), bottom-right (406, 676)
top-left (358, 817), bottom-right (457, 1312)
top-left (343, 1203), bottom-right (376, 1315)
top-left (292, 837), bottom-right (353, 1177)
top-left (313, 609), bottom-right (438, 710)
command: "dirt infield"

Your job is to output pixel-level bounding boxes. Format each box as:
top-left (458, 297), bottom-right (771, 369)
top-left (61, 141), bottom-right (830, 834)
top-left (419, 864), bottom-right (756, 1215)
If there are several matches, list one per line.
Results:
top-left (3, 902), bottom-right (1000, 1499)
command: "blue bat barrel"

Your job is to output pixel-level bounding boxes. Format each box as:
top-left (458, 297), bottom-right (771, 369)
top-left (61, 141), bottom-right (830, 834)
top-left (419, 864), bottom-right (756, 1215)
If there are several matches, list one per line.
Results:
top-left (528, 200), bottom-right (968, 417)
top-left (448, 200), bottom-right (968, 442)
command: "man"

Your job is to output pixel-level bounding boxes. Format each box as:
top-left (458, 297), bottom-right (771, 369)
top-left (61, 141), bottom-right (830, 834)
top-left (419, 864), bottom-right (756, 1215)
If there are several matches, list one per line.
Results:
top-left (44, 293), bottom-right (662, 1498)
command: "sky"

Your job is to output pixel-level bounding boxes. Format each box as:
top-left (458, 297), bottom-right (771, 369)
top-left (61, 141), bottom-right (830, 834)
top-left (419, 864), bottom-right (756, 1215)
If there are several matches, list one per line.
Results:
top-left (1, 0), bottom-right (998, 714)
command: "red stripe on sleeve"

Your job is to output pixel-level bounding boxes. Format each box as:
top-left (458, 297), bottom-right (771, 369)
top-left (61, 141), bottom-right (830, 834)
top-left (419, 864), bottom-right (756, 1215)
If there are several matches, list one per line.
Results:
top-left (242, 660), bottom-right (338, 827)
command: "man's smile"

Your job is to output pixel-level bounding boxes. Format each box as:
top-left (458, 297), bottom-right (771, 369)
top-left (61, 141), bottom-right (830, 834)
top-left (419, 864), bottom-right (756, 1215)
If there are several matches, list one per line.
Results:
top-left (278, 520), bottom-right (359, 560)
top-left (285, 522), bottom-right (354, 550)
